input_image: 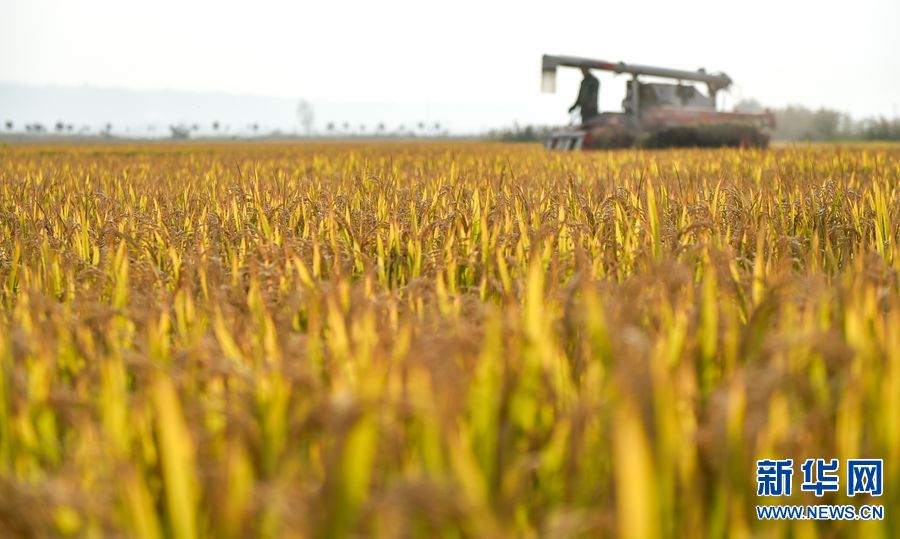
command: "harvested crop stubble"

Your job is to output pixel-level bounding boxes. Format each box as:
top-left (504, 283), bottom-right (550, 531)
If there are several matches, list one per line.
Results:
top-left (0, 142), bottom-right (898, 538)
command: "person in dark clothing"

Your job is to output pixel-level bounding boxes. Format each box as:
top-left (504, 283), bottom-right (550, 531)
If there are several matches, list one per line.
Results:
top-left (568, 67), bottom-right (600, 123)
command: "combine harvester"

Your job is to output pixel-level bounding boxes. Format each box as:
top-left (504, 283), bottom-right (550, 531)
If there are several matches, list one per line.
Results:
top-left (541, 54), bottom-right (775, 150)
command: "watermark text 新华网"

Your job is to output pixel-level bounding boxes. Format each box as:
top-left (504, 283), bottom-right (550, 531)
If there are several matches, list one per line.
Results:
top-left (755, 458), bottom-right (884, 521)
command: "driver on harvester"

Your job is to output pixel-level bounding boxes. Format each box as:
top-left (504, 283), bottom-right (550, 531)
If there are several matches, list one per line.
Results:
top-left (568, 67), bottom-right (600, 123)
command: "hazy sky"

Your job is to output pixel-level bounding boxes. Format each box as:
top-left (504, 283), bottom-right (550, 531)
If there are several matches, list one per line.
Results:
top-left (2, 0), bottom-right (898, 126)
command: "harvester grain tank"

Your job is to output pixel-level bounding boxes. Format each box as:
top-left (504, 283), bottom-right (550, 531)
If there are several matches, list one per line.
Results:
top-left (541, 54), bottom-right (775, 149)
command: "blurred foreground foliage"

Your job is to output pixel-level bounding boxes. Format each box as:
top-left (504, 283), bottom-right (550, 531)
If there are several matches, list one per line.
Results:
top-left (0, 142), bottom-right (898, 538)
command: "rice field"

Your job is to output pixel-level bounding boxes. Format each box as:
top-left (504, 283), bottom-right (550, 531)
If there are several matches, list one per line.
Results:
top-left (0, 142), bottom-right (897, 538)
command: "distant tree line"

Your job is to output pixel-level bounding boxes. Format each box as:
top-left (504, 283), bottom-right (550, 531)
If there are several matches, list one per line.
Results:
top-left (854, 117), bottom-right (900, 141)
top-left (6, 102), bottom-right (898, 142)
top-left (2, 118), bottom-right (449, 140)
top-left (736, 100), bottom-right (900, 141)
top-left (484, 124), bottom-right (556, 142)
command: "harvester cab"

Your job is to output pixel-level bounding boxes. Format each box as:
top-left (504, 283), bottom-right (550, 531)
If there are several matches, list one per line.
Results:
top-left (540, 54), bottom-right (775, 150)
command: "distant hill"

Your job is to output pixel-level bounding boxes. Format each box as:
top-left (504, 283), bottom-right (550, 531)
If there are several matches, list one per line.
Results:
top-left (0, 83), bottom-right (555, 137)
